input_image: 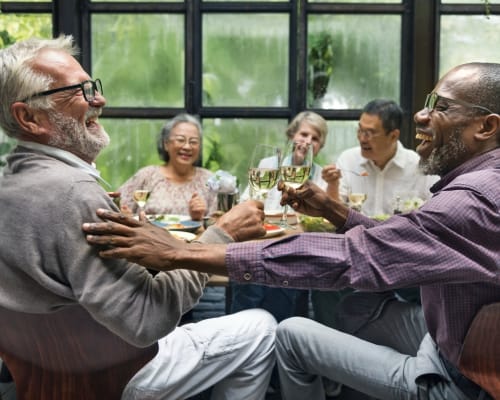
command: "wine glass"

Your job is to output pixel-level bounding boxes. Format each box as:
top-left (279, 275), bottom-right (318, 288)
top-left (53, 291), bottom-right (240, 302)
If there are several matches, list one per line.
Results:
top-left (279, 141), bottom-right (313, 228)
top-left (346, 179), bottom-right (367, 212)
top-left (247, 144), bottom-right (281, 201)
top-left (133, 189), bottom-right (150, 215)
top-left (348, 192), bottom-right (367, 212)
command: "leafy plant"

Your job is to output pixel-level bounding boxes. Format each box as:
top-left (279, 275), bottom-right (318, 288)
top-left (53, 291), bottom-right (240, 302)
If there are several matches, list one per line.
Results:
top-left (308, 31), bottom-right (335, 102)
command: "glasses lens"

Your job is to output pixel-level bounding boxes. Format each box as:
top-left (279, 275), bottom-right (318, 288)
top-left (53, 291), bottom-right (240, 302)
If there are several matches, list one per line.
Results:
top-left (95, 79), bottom-right (103, 96)
top-left (82, 80), bottom-right (103, 102)
top-left (83, 81), bottom-right (93, 100)
top-left (425, 93), bottom-right (440, 110)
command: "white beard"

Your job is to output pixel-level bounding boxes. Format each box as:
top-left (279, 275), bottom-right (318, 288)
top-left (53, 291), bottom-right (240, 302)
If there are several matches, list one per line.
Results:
top-left (47, 108), bottom-right (110, 161)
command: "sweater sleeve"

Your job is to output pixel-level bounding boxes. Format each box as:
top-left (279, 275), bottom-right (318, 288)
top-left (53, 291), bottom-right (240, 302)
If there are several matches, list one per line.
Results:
top-left (53, 178), bottom-right (214, 347)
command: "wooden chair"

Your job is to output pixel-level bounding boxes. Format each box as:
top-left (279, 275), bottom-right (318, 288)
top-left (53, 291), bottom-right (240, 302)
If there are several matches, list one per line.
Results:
top-left (0, 304), bottom-right (158, 400)
top-left (458, 302), bottom-right (500, 400)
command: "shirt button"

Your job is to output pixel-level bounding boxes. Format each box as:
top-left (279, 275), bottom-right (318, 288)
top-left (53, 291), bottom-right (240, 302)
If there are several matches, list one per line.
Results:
top-left (243, 273), bottom-right (252, 281)
top-left (282, 280), bottom-right (289, 286)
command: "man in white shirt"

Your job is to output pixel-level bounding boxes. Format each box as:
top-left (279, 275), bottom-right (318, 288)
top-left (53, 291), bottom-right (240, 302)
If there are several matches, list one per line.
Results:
top-left (325, 99), bottom-right (438, 218)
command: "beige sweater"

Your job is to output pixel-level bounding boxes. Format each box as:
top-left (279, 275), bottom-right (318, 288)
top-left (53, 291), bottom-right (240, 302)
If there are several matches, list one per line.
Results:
top-left (0, 146), bottom-right (233, 347)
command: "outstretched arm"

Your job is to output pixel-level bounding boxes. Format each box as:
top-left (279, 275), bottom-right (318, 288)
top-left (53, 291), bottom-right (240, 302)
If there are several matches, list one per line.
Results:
top-left (82, 200), bottom-right (266, 274)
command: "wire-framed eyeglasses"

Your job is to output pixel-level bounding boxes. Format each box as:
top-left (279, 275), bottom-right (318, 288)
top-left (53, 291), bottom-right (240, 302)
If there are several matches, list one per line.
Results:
top-left (424, 92), bottom-right (493, 115)
top-left (356, 127), bottom-right (385, 139)
top-left (20, 79), bottom-right (103, 103)
top-left (169, 135), bottom-right (201, 147)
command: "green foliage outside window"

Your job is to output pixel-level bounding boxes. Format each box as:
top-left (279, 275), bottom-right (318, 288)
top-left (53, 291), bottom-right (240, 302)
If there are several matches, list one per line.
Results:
top-left (0, 14), bottom-right (52, 167)
top-left (308, 31), bottom-right (335, 104)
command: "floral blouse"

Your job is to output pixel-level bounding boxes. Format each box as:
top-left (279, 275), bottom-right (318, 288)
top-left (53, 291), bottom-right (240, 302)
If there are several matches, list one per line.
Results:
top-left (118, 165), bottom-right (217, 217)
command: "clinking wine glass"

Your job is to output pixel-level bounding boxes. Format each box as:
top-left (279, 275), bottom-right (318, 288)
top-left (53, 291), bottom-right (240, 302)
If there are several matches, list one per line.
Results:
top-left (247, 144), bottom-right (281, 201)
top-left (279, 141), bottom-right (313, 228)
top-left (132, 189), bottom-right (150, 215)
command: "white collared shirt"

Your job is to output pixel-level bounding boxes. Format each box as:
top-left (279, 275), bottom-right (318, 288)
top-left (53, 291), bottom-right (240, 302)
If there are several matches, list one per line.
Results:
top-left (336, 142), bottom-right (439, 217)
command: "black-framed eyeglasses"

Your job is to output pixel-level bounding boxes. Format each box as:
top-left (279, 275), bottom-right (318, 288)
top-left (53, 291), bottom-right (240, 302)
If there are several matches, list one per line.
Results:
top-left (424, 92), bottom-right (493, 115)
top-left (20, 79), bottom-right (103, 103)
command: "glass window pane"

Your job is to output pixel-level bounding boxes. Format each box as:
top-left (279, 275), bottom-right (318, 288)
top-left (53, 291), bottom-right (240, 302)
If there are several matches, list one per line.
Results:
top-left (203, 14), bottom-right (289, 107)
top-left (308, 15), bottom-right (401, 109)
top-left (309, 0), bottom-right (401, 3)
top-left (204, 0), bottom-right (286, 2)
top-left (96, 119), bottom-right (164, 190)
top-left (440, 15), bottom-right (500, 76)
top-left (202, 119), bottom-right (287, 188)
top-left (92, 14), bottom-right (184, 108)
top-left (0, 14), bottom-right (52, 45)
top-left (320, 121), bottom-right (360, 166)
top-left (92, 0), bottom-right (176, 2)
top-left (441, 0), bottom-right (498, 3)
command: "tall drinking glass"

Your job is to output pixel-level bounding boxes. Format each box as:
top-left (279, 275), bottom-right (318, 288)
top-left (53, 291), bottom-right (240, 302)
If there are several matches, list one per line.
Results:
top-left (279, 141), bottom-right (313, 228)
top-left (133, 189), bottom-right (150, 215)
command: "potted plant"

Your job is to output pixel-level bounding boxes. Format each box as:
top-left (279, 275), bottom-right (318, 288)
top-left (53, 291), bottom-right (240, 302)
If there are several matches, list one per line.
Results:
top-left (308, 31), bottom-right (335, 102)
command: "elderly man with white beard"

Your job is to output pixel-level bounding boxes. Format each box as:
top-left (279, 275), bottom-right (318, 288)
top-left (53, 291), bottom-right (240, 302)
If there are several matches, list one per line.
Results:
top-left (0, 35), bottom-right (277, 400)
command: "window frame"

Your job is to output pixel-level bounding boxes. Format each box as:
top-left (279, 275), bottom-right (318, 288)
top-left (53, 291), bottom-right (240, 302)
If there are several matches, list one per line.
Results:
top-left (1, 0), bottom-right (499, 150)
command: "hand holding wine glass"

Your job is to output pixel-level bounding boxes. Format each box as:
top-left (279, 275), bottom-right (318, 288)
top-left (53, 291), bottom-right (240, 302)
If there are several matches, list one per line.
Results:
top-left (133, 189), bottom-right (150, 215)
top-left (279, 140), bottom-right (313, 228)
top-left (247, 144), bottom-right (281, 201)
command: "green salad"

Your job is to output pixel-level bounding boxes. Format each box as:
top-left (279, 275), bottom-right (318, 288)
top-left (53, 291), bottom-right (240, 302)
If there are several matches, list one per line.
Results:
top-left (299, 215), bottom-right (336, 232)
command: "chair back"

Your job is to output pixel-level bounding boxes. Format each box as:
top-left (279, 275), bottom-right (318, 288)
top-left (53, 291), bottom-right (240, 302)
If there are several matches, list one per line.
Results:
top-left (0, 304), bottom-right (158, 400)
top-left (458, 302), bottom-right (500, 400)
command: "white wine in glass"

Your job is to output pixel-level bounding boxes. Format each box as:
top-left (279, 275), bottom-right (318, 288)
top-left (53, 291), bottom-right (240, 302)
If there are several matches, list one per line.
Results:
top-left (248, 168), bottom-right (280, 198)
top-left (248, 144), bottom-right (281, 200)
top-left (279, 141), bottom-right (313, 228)
top-left (133, 189), bottom-right (150, 213)
top-left (280, 165), bottom-right (311, 189)
top-left (348, 192), bottom-right (367, 211)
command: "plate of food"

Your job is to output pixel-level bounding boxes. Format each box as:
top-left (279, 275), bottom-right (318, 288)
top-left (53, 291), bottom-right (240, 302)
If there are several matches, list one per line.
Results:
top-left (149, 214), bottom-right (190, 224)
top-left (169, 231), bottom-right (197, 242)
top-left (152, 218), bottom-right (202, 233)
top-left (165, 220), bottom-right (202, 233)
top-left (263, 223), bottom-right (285, 238)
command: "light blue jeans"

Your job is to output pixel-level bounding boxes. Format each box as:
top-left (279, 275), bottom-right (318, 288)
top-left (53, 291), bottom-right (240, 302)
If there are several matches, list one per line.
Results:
top-left (123, 308), bottom-right (276, 400)
top-left (276, 316), bottom-right (470, 400)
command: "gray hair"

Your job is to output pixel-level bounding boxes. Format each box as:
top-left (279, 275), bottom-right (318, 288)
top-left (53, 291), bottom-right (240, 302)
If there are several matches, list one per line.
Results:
top-left (286, 111), bottom-right (328, 148)
top-left (156, 113), bottom-right (203, 162)
top-left (0, 35), bottom-right (78, 139)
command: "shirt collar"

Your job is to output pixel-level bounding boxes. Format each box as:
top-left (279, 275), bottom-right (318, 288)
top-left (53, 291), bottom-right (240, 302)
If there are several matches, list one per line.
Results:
top-left (359, 141), bottom-right (405, 170)
top-left (17, 140), bottom-right (110, 188)
top-left (431, 147), bottom-right (500, 193)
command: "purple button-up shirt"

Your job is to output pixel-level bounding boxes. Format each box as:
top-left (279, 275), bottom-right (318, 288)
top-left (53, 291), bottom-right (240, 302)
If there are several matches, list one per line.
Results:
top-left (227, 148), bottom-right (500, 365)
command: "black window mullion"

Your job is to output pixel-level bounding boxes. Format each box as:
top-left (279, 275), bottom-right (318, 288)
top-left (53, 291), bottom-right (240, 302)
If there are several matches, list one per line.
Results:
top-left (293, 0), bottom-right (307, 118)
top-left (399, 0), bottom-right (415, 148)
top-left (186, 0), bottom-right (200, 115)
